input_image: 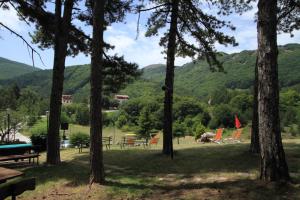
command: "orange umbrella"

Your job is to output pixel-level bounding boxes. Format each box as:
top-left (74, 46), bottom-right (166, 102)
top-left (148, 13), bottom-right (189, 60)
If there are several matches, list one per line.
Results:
top-left (235, 115), bottom-right (241, 129)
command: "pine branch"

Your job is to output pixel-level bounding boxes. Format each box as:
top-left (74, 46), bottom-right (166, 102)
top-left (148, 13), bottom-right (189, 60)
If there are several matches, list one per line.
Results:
top-left (137, 3), bottom-right (170, 12)
top-left (278, 1), bottom-right (298, 21)
top-left (0, 22), bottom-right (45, 67)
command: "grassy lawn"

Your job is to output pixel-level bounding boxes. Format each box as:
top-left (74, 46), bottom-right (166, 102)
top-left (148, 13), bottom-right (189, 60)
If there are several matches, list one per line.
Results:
top-left (2, 135), bottom-right (300, 200)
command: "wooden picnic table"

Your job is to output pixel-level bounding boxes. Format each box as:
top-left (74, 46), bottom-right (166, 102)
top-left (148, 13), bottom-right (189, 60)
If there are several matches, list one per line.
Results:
top-left (0, 167), bottom-right (23, 183)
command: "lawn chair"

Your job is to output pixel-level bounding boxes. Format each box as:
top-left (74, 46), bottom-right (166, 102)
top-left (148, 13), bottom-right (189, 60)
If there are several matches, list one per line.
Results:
top-left (224, 129), bottom-right (243, 143)
top-left (120, 134), bottom-right (136, 149)
top-left (212, 128), bottom-right (224, 144)
top-left (149, 137), bottom-right (159, 146)
top-left (233, 129), bottom-right (243, 142)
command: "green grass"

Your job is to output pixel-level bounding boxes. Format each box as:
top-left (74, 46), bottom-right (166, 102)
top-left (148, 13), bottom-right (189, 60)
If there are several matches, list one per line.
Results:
top-left (3, 137), bottom-right (300, 200)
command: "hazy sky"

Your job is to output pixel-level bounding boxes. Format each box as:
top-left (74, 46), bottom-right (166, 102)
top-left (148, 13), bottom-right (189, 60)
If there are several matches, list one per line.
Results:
top-left (0, 2), bottom-right (299, 69)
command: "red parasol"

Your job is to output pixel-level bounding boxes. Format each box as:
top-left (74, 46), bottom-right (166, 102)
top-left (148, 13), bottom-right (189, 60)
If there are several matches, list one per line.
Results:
top-left (235, 115), bottom-right (241, 129)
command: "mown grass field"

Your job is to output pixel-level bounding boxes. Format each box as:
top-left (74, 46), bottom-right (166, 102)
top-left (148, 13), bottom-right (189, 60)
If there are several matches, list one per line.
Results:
top-left (2, 128), bottom-right (300, 200)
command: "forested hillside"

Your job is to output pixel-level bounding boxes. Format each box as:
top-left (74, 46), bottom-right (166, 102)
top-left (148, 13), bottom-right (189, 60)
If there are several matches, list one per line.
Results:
top-left (122, 43), bottom-right (300, 99)
top-left (0, 57), bottom-right (40, 80)
top-left (1, 43), bottom-right (300, 101)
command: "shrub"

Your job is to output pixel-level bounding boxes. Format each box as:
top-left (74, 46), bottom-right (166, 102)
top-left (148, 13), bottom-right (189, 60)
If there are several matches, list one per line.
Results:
top-left (69, 132), bottom-right (90, 149)
top-left (173, 120), bottom-right (186, 137)
top-left (289, 124), bottom-right (299, 137)
top-left (30, 122), bottom-right (47, 151)
top-left (193, 123), bottom-right (206, 140)
top-left (76, 105), bottom-right (90, 125)
top-left (212, 104), bottom-right (237, 128)
top-left (61, 111), bottom-right (71, 124)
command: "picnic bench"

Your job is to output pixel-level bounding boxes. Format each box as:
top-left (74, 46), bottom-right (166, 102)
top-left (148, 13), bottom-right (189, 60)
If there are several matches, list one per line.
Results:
top-left (102, 136), bottom-right (112, 150)
top-left (0, 167), bottom-right (23, 184)
top-left (0, 144), bottom-right (40, 165)
top-left (0, 177), bottom-right (36, 200)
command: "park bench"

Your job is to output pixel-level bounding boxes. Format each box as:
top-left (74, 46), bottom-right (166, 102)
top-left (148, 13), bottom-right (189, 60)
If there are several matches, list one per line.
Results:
top-left (102, 136), bottom-right (112, 150)
top-left (0, 177), bottom-right (36, 200)
top-left (0, 144), bottom-right (40, 165)
top-left (0, 153), bottom-right (40, 164)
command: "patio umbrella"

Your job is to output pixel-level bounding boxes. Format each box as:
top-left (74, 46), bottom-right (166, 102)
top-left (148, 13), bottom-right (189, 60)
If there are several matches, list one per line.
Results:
top-left (235, 115), bottom-right (241, 129)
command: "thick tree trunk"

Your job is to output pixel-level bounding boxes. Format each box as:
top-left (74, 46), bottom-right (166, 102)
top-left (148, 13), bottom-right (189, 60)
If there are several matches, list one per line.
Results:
top-left (162, 0), bottom-right (179, 158)
top-left (250, 56), bottom-right (260, 154)
top-left (47, 0), bottom-right (74, 165)
top-left (257, 0), bottom-right (290, 181)
top-left (90, 0), bottom-right (105, 184)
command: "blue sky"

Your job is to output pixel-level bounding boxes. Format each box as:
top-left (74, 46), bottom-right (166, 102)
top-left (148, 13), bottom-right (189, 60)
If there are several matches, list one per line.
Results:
top-left (0, 2), bottom-right (299, 69)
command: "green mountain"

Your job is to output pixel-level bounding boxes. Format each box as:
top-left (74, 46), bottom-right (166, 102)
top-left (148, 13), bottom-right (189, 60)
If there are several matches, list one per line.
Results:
top-left (0, 64), bottom-right (91, 101)
top-left (0, 57), bottom-right (40, 80)
top-left (122, 43), bottom-right (300, 99)
top-left (1, 43), bottom-right (300, 101)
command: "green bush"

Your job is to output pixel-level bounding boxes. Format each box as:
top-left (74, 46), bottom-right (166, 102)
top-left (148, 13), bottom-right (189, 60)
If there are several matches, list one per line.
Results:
top-left (76, 105), bottom-right (90, 125)
top-left (61, 111), bottom-right (71, 124)
top-left (30, 121), bottom-right (48, 151)
top-left (212, 104), bottom-right (237, 128)
top-left (69, 132), bottom-right (90, 148)
top-left (289, 124), bottom-right (299, 137)
top-left (173, 120), bottom-right (186, 138)
top-left (193, 123), bottom-right (206, 140)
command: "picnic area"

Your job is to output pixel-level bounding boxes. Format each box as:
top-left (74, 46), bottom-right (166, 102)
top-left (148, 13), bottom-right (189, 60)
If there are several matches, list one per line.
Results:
top-left (0, 124), bottom-right (300, 199)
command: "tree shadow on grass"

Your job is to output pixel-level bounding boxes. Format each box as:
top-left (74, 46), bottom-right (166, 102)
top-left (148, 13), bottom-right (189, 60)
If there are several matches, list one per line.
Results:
top-left (105, 178), bottom-right (300, 200)
top-left (22, 152), bottom-right (91, 187)
top-left (12, 142), bottom-right (300, 199)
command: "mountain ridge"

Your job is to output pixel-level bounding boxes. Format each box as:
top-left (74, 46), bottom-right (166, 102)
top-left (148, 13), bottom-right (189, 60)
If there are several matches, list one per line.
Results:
top-left (0, 57), bottom-right (40, 80)
top-left (0, 43), bottom-right (299, 101)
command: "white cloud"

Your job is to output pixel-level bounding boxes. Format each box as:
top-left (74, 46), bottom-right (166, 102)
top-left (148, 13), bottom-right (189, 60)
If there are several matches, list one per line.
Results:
top-left (278, 31), bottom-right (300, 45)
top-left (0, 6), bottom-right (26, 32)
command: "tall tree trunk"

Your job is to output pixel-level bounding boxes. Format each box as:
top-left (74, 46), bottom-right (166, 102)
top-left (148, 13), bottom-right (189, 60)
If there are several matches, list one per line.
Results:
top-left (90, 0), bottom-right (105, 184)
top-left (47, 0), bottom-right (74, 165)
top-left (162, 0), bottom-right (179, 158)
top-left (257, 0), bottom-right (290, 181)
top-left (250, 56), bottom-right (260, 154)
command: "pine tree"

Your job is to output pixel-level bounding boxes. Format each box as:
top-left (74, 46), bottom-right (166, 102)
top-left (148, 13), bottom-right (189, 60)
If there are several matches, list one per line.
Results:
top-left (48, 0), bottom-right (75, 164)
top-left (87, 0), bottom-right (133, 184)
top-left (140, 0), bottom-right (251, 157)
top-left (250, 0), bottom-right (299, 154)
top-left (257, 0), bottom-right (291, 181)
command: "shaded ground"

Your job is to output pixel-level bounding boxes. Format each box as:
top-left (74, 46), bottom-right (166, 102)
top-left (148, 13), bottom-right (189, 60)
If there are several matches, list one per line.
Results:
top-left (3, 139), bottom-right (300, 200)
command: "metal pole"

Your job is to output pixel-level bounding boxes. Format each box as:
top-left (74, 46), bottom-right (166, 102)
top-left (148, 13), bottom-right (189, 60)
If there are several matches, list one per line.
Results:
top-left (46, 111), bottom-right (49, 133)
top-left (7, 108), bottom-right (10, 142)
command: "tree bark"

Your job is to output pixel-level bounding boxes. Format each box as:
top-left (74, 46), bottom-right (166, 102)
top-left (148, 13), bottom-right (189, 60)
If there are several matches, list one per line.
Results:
top-left (162, 0), bottom-right (179, 158)
top-left (257, 0), bottom-right (290, 181)
top-left (90, 0), bottom-right (105, 184)
top-left (47, 0), bottom-right (74, 165)
top-left (250, 56), bottom-right (260, 154)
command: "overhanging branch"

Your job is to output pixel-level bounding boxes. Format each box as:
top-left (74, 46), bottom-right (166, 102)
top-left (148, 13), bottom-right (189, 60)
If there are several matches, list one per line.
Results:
top-left (0, 22), bottom-right (45, 67)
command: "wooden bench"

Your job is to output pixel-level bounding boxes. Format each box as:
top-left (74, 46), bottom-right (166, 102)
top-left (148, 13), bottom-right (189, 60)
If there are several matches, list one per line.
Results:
top-left (0, 144), bottom-right (40, 165)
top-left (102, 136), bottom-right (112, 150)
top-left (0, 178), bottom-right (36, 200)
top-left (0, 153), bottom-right (40, 164)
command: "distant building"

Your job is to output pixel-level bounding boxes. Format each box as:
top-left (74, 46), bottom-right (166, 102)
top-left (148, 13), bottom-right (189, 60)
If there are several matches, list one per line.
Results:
top-left (114, 94), bottom-right (129, 104)
top-left (62, 95), bottom-right (72, 104)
